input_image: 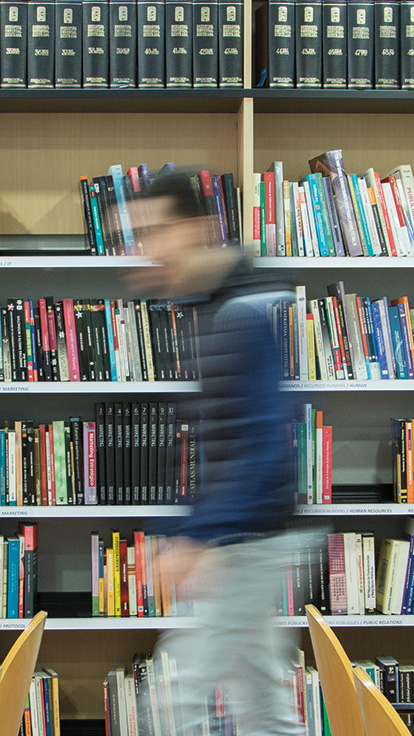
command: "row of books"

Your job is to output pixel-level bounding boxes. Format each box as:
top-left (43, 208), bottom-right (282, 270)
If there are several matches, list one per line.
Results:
top-left (0, 0), bottom-right (243, 90)
top-left (23, 668), bottom-right (61, 736)
top-left (79, 164), bottom-right (242, 256)
top-left (0, 295), bottom-right (200, 383)
top-left (283, 282), bottom-right (414, 383)
top-left (104, 652), bottom-right (241, 736)
top-left (256, 1), bottom-right (414, 90)
top-left (91, 530), bottom-right (194, 618)
top-left (0, 403), bottom-right (198, 506)
top-left (254, 152), bottom-right (414, 258)
top-left (0, 522), bottom-right (39, 619)
top-left (291, 404), bottom-right (333, 505)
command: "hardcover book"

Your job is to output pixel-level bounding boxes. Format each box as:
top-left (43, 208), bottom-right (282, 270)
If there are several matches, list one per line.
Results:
top-left (322, 0), bottom-right (347, 88)
top-left (401, 1), bottom-right (414, 88)
top-left (82, 0), bottom-right (109, 87)
top-left (0, 0), bottom-right (28, 87)
top-left (295, 1), bottom-right (322, 88)
top-left (55, 0), bottom-right (82, 87)
top-left (165, 0), bottom-right (192, 87)
top-left (109, 0), bottom-right (137, 86)
top-left (218, 0), bottom-right (243, 87)
top-left (268, 0), bottom-right (295, 88)
top-left (137, 0), bottom-right (165, 87)
top-left (27, 0), bottom-right (55, 88)
top-left (192, 0), bottom-right (218, 87)
top-left (347, 0), bottom-right (374, 88)
top-left (375, 0), bottom-right (399, 89)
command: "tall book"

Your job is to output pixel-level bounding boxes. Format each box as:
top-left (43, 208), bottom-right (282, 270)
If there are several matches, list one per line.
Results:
top-left (267, 0), bottom-right (295, 88)
top-left (27, 0), bottom-right (55, 88)
top-left (295, 1), bottom-right (322, 88)
top-left (109, 0), bottom-right (137, 86)
top-left (82, 0), bottom-right (109, 87)
top-left (165, 0), bottom-right (192, 87)
top-left (18, 521), bottom-right (38, 618)
top-left (322, 0), bottom-right (347, 88)
top-left (0, 0), bottom-right (28, 87)
top-left (137, 0), bottom-right (165, 87)
top-left (347, 0), bottom-right (374, 88)
top-left (55, 0), bottom-right (82, 86)
top-left (192, 0), bottom-right (218, 87)
top-left (401, 1), bottom-right (414, 89)
top-left (218, 0), bottom-right (243, 87)
top-left (374, 1), bottom-right (400, 89)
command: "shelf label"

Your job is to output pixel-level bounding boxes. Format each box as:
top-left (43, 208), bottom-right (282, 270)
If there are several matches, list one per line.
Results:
top-left (0, 509), bottom-right (29, 516)
top-left (281, 381), bottom-right (369, 391)
top-left (0, 261), bottom-right (12, 268)
top-left (0, 621), bottom-right (26, 629)
top-left (0, 385), bottom-right (29, 393)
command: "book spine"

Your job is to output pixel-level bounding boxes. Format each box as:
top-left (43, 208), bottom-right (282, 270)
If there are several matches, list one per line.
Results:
top-left (375, 0), bottom-right (400, 88)
top-left (327, 533), bottom-right (347, 614)
top-left (401, 1), bottom-right (414, 88)
top-left (192, 0), bottom-right (218, 87)
top-left (55, 0), bottom-right (82, 86)
top-left (62, 299), bottom-right (80, 381)
top-left (82, 0), bottom-right (109, 87)
top-left (27, 0), bottom-right (55, 88)
top-left (347, 0), bottom-right (374, 88)
top-left (322, 0), bottom-right (347, 88)
top-left (295, 1), bottom-right (322, 88)
top-left (218, 0), bottom-right (243, 87)
top-left (268, 0), bottom-right (295, 87)
top-left (0, 0), bottom-right (28, 86)
top-left (165, 0), bottom-right (192, 86)
top-left (137, 0), bottom-right (165, 87)
top-left (109, 0), bottom-right (137, 86)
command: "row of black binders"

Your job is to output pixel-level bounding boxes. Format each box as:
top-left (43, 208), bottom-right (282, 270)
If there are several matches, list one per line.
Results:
top-left (256, 1), bottom-right (414, 90)
top-left (0, 0), bottom-right (243, 89)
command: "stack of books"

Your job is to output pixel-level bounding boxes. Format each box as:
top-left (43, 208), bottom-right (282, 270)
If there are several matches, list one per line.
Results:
top-left (79, 164), bottom-right (242, 255)
top-left (291, 403), bottom-right (333, 505)
top-left (254, 153), bottom-right (414, 259)
top-left (26, 668), bottom-right (61, 736)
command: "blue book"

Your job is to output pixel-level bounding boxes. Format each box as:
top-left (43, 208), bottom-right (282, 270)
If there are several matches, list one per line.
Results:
top-left (388, 305), bottom-right (407, 379)
top-left (351, 173), bottom-right (374, 256)
top-left (89, 185), bottom-right (105, 255)
top-left (306, 174), bottom-right (330, 256)
top-left (402, 518), bottom-right (414, 614)
top-left (107, 164), bottom-right (136, 255)
top-left (138, 163), bottom-right (151, 190)
top-left (6, 536), bottom-right (20, 618)
top-left (396, 303), bottom-right (414, 379)
top-left (104, 299), bottom-right (117, 381)
top-left (370, 301), bottom-right (389, 379)
top-left (0, 430), bottom-right (5, 505)
top-left (42, 674), bottom-right (52, 736)
top-left (29, 299), bottom-right (37, 379)
top-left (211, 175), bottom-right (228, 246)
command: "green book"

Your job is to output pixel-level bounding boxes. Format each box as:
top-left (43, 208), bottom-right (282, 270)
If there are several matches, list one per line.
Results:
top-left (315, 172), bottom-right (336, 256)
top-left (297, 422), bottom-right (307, 505)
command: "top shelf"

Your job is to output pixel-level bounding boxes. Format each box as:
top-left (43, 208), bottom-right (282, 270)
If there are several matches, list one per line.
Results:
top-left (2, 88), bottom-right (414, 114)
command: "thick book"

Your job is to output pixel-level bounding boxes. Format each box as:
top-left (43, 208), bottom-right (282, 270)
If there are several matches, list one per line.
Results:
top-left (109, 0), bottom-right (137, 86)
top-left (192, 0), bottom-right (218, 87)
top-left (267, 0), bottom-right (295, 88)
top-left (55, 0), bottom-right (82, 86)
top-left (131, 403), bottom-right (140, 504)
top-left (295, 1), bottom-right (322, 88)
top-left (27, 0), bottom-right (55, 88)
top-left (347, 0), bottom-right (374, 88)
top-left (0, 0), bottom-right (28, 87)
top-left (375, 0), bottom-right (399, 89)
top-left (137, 0), bottom-right (165, 87)
top-left (218, 0), bottom-right (243, 87)
top-left (401, 1), bottom-right (414, 88)
top-left (165, 0), bottom-right (192, 87)
top-left (322, 0), bottom-right (347, 88)
top-left (82, 0), bottom-right (109, 87)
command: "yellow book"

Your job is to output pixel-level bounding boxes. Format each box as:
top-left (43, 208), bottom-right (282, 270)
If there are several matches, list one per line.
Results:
top-left (306, 314), bottom-right (317, 380)
top-left (376, 538), bottom-right (400, 614)
top-left (112, 529), bottom-right (121, 616)
top-left (106, 547), bottom-right (115, 617)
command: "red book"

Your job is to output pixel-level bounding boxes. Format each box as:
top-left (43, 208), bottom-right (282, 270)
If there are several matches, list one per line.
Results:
top-left (322, 426), bottom-right (332, 504)
top-left (62, 299), bottom-right (80, 381)
top-left (133, 530), bottom-right (144, 617)
top-left (127, 166), bottom-right (141, 193)
top-left (263, 171), bottom-right (276, 256)
top-left (374, 171), bottom-right (398, 256)
top-left (47, 424), bottom-right (56, 506)
top-left (120, 538), bottom-right (129, 617)
top-left (38, 425), bottom-right (48, 506)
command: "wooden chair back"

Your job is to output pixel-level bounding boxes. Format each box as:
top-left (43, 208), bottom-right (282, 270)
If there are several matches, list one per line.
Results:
top-left (0, 610), bottom-right (47, 736)
top-left (354, 666), bottom-right (411, 736)
top-left (305, 604), bottom-right (365, 736)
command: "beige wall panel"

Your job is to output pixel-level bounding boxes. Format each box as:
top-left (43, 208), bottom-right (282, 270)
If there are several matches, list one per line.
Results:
top-left (0, 113), bottom-right (239, 235)
top-left (254, 113), bottom-right (414, 182)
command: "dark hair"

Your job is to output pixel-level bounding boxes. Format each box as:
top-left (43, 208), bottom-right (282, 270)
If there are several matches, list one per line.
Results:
top-left (139, 168), bottom-right (205, 219)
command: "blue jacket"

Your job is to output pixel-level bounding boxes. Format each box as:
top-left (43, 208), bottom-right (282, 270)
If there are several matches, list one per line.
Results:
top-left (177, 258), bottom-right (297, 546)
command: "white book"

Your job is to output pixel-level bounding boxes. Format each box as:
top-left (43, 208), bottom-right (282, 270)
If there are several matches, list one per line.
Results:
top-left (146, 655), bottom-right (163, 736)
top-left (292, 182), bottom-right (305, 257)
top-left (253, 173), bottom-right (261, 256)
top-left (123, 306), bottom-right (135, 381)
top-left (298, 185), bottom-right (314, 256)
top-left (302, 180), bottom-right (320, 256)
top-left (124, 673), bottom-right (139, 736)
top-left (387, 163), bottom-right (414, 232)
top-left (117, 299), bottom-right (130, 382)
top-left (307, 666), bottom-right (322, 736)
top-left (8, 430), bottom-right (16, 505)
top-left (362, 532), bottom-right (376, 613)
top-left (304, 403), bottom-right (313, 504)
top-left (160, 650), bottom-right (177, 736)
top-left (115, 311), bottom-right (126, 382)
top-left (29, 677), bottom-right (40, 736)
top-left (355, 533), bottom-right (365, 615)
top-left (310, 300), bottom-right (328, 381)
top-left (34, 672), bottom-right (46, 736)
top-left (391, 539), bottom-right (410, 614)
top-left (343, 532), bottom-right (360, 615)
top-left (382, 181), bottom-right (408, 256)
top-left (127, 546), bottom-right (137, 617)
top-left (116, 666), bottom-right (129, 736)
top-left (127, 301), bottom-right (143, 382)
top-left (273, 161), bottom-right (286, 256)
top-left (45, 430), bottom-right (52, 506)
top-left (295, 285), bottom-right (308, 381)
top-left (305, 669), bottom-right (315, 736)
top-left (357, 177), bottom-right (382, 256)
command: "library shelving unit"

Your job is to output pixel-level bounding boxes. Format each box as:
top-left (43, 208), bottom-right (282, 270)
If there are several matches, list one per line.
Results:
top-left (5, 1), bottom-right (414, 731)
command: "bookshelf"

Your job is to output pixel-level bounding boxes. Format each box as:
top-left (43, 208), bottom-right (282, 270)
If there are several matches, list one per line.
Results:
top-left (3, 0), bottom-right (414, 728)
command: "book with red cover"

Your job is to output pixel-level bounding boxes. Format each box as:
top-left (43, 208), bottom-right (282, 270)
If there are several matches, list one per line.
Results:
top-left (62, 299), bottom-right (80, 381)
